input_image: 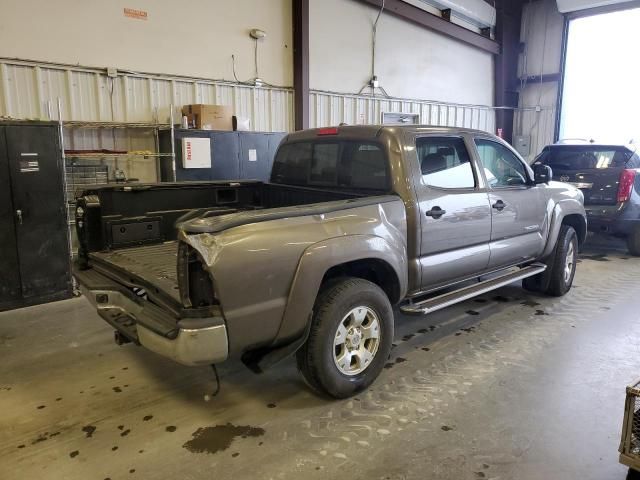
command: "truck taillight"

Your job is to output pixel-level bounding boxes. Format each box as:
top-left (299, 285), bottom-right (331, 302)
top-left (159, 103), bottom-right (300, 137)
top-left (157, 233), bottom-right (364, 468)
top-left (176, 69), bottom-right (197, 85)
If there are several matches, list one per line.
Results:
top-left (617, 169), bottom-right (636, 203)
top-left (177, 242), bottom-right (217, 308)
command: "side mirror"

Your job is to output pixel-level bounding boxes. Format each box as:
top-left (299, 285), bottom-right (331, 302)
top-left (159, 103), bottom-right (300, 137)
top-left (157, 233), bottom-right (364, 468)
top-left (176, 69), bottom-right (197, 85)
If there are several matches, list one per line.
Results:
top-left (533, 163), bottom-right (552, 184)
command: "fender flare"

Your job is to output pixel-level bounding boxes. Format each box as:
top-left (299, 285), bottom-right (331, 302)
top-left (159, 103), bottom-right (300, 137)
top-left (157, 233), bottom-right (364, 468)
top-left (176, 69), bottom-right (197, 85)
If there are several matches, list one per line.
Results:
top-left (541, 199), bottom-right (587, 259)
top-left (271, 234), bottom-right (408, 346)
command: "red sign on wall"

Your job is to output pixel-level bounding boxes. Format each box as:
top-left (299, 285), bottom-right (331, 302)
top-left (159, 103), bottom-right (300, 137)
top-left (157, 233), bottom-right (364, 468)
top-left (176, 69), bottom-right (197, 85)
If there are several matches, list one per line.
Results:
top-left (124, 8), bottom-right (148, 20)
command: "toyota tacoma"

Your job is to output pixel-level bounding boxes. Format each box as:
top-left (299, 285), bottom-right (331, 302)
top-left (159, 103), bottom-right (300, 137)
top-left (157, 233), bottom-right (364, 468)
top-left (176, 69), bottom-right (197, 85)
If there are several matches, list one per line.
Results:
top-left (74, 126), bottom-right (586, 398)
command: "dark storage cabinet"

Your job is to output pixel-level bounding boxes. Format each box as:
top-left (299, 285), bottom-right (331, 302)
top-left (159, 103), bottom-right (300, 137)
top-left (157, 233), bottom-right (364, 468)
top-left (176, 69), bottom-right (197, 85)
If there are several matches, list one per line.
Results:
top-left (159, 129), bottom-right (286, 182)
top-left (0, 122), bottom-right (72, 311)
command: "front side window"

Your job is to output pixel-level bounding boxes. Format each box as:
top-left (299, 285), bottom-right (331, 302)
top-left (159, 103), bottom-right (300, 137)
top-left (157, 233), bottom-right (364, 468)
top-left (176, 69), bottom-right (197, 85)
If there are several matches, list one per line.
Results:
top-left (475, 139), bottom-right (529, 188)
top-left (416, 136), bottom-right (475, 189)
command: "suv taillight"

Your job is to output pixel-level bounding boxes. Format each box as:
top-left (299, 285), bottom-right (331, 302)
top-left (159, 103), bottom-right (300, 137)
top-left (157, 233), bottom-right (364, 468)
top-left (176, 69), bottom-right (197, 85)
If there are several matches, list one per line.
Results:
top-left (618, 169), bottom-right (636, 203)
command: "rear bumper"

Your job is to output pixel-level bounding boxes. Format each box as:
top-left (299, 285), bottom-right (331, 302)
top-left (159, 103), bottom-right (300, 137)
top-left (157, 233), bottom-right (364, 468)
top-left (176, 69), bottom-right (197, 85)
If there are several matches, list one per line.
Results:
top-left (77, 268), bottom-right (228, 367)
top-left (585, 204), bottom-right (640, 236)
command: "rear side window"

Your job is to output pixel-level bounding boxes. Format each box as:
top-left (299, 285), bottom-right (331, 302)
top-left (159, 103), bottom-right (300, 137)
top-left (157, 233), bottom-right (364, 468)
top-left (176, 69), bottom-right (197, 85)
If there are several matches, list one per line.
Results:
top-left (416, 136), bottom-right (475, 189)
top-left (271, 141), bottom-right (389, 191)
top-left (540, 147), bottom-right (633, 170)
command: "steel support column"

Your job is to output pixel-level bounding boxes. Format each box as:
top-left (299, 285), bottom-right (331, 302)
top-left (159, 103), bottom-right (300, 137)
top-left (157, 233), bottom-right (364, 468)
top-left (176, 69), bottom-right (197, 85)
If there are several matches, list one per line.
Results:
top-left (494, 0), bottom-right (523, 143)
top-left (292, 0), bottom-right (310, 131)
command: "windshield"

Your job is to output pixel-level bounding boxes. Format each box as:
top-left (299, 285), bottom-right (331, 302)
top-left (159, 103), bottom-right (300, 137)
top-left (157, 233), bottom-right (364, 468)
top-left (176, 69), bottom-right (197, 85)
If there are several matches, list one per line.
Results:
top-left (271, 140), bottom-right (390, 192)
top-left (539, 147), bottom-right (633, 170)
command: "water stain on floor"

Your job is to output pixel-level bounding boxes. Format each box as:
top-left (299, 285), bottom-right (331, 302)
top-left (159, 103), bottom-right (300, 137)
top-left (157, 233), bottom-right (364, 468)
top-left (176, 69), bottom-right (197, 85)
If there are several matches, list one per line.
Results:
top-left (384, 357), bottom-right (408, 369)
top-left (579, 254), bottom-right (610, 262)
top-left (521, 299), bottom-right (541, 308)
top-left (182, 423), bottom-right (265, 455)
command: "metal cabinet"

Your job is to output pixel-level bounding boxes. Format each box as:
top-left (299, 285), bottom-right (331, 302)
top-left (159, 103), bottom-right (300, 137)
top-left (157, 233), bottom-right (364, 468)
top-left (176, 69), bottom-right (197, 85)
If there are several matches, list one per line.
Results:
top-left (160, 129), bottom-right (286, 182)
top-left (0, 123), bottom-right (72, 311)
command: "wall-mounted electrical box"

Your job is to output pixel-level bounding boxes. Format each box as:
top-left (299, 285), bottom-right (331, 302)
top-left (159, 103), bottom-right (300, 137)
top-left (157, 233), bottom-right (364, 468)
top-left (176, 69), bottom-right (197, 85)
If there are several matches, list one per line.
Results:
top-left (514, 135), bottom-right (531, 158)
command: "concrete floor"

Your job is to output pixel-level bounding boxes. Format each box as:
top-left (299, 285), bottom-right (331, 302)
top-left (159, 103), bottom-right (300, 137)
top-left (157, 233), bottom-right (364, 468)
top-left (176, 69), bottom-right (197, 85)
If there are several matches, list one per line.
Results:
top-left (1, 240), bottom-right (639, 480)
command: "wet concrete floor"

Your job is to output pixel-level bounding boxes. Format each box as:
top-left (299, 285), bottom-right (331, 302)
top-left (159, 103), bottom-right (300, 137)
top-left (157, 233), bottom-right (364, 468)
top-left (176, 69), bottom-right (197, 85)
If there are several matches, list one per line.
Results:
top-left (1, 239), bottom-right (639, 479)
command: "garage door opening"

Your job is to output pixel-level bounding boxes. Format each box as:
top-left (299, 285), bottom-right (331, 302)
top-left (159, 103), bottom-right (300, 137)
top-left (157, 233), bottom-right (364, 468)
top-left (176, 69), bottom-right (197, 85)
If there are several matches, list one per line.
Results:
top-left (559, 7), bottom-right (640, 145)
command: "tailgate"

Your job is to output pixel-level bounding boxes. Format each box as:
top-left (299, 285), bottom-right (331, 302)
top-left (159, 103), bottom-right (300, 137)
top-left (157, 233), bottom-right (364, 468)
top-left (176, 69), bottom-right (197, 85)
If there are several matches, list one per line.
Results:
top-left (540, 146), bottom-right (633, 206)
top-left (553, 167), bottom-right (623, 205)
top-left (87, 241), bottom-right (181, 312)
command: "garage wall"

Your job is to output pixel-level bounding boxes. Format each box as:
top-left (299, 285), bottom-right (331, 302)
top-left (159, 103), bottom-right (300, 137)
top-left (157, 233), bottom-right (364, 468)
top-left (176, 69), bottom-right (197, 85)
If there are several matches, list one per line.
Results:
top-left (1, 0), bottom-right (501, 140)
top-left (309, 0), bottom-right (495, 106)
top-left (514, 0), bottom-right (565, 160)
top-left (0, 0), bottom-right (292, 87)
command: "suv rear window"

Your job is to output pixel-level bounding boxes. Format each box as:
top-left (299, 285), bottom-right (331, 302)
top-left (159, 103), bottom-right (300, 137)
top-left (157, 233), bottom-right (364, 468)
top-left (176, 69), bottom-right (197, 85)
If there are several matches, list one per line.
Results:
top-left (271, 141), bottom-right (390, 191)
top-left (538, 147), bottom-right (635, 170)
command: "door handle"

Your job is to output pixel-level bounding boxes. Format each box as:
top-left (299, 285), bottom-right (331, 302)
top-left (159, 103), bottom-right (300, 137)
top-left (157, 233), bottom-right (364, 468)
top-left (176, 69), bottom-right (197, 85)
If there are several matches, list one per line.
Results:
top-left (15, 209), bottom-right (23, 225)
top-left (425, 206), bottom-right (446, 219)
top-left (492, 200), bottom-right (506, 211)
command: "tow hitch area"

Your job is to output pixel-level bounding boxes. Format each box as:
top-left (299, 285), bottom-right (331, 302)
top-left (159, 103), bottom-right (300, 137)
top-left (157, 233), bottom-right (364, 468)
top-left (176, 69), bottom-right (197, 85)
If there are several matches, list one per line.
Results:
top-left (114, 330), bottom-right (132, 345)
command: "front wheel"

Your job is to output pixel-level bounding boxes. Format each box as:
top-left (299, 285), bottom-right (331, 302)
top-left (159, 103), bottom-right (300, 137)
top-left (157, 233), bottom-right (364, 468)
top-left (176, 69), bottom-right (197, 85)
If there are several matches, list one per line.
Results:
top-left (523, 225), bottom-right (578, 296)
top-left (546, 225), bottom-right (578, 296)
top-left (296, 277), bottom-right (394, 399)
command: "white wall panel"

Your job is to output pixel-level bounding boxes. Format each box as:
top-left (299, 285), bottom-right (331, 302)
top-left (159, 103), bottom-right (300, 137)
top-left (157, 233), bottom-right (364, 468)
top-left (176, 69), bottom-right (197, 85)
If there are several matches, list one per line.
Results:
top-left (515, 83), bottom-right (558, 161)
top-left (0, 0), bottom-right (292, 87)
top-left (515, 0), bottom-right (565, 161)
top-left (310, 0), bottom-right (494, 105)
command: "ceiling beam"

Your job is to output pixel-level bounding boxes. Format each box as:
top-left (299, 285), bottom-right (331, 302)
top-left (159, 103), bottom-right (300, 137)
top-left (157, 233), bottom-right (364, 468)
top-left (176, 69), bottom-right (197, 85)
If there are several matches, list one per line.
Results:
top-left (355, 0), bottom-right (501, 55)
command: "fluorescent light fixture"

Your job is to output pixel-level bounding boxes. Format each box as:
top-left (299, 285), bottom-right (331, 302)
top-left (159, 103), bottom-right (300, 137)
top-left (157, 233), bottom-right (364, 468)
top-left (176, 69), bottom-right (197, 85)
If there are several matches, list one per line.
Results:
top-left (402, 0), bottom-right (496, 29)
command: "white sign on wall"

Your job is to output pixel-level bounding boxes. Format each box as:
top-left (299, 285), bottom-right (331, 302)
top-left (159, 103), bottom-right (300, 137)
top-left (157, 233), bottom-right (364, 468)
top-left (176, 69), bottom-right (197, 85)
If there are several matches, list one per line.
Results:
top-left (182, 137), bottom-right (211, 169)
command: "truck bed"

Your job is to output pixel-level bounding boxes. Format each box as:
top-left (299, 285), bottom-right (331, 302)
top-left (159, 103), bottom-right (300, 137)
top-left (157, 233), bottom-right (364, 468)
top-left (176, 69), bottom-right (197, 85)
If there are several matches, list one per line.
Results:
top-left (89, 241), bottom-right (180, 305)
top-left (75, 181), bottom-right (387, 311)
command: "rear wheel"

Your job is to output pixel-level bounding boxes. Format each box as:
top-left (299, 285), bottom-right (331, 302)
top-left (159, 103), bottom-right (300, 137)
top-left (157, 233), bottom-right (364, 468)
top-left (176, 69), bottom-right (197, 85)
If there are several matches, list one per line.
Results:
top-left (296, 277), bottom-right (393, 399)
top-left (627, 226), bottom-right (640, 256)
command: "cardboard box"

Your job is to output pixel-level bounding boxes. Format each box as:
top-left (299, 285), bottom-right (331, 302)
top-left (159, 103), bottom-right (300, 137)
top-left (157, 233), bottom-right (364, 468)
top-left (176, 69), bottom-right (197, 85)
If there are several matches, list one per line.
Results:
top-left (181, 104), bottom-right (234, 131)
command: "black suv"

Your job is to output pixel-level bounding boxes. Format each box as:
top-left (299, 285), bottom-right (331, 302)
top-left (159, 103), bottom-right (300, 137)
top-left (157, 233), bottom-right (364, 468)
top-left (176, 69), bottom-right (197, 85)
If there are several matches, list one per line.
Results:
top-left (534, 143), bottom-right (640, 255)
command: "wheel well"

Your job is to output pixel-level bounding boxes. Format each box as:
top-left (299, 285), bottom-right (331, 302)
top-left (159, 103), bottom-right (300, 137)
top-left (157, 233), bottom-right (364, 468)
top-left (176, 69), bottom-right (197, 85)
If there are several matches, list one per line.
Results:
top-left (562, 214), bottom-right (587, 246)
top-left (322, 259), bottom-right (401, 304)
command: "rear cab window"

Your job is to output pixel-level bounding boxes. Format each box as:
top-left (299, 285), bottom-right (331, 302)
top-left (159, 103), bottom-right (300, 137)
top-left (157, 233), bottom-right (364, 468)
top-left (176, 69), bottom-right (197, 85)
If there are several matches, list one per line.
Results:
top-left (271, 140), bottom-right (390, 192)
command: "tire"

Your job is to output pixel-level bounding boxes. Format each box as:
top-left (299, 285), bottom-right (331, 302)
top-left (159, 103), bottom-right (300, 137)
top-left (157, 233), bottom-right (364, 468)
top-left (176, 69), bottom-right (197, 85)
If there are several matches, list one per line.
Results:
top-left (627, 227), bottom-right (640, 256)
top-left (296, 277), bottom-right (394, 399)
top-left (545, 225), bottom-right (578, 297)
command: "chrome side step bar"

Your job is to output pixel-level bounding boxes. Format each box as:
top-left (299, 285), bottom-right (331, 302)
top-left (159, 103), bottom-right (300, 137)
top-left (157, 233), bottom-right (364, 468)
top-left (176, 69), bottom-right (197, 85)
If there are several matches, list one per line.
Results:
top-left (400, 263), bottom-right (547, 315)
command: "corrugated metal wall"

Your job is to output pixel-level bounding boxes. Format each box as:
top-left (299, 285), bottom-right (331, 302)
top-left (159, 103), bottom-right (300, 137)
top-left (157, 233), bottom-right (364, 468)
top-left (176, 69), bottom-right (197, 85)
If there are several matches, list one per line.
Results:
top-left (0, 60), bottom-right (501, 135)
top-left (309, 90), bottom-right (497, 132)
top-left (514, 82), bottom-right (559, 162)
top-left (0, 59), bottom-right (294, 131)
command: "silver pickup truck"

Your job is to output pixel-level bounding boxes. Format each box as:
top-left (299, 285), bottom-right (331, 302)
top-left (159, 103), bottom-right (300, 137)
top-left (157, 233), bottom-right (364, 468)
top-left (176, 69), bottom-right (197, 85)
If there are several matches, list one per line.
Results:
top-left (74, 125), bottom-right (586, 398)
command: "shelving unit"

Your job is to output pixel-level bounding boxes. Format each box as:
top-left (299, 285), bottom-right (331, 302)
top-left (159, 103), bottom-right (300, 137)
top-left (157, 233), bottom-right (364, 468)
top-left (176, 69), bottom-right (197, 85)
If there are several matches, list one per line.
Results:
top-left (59, 109), bottom-right (177, 251)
